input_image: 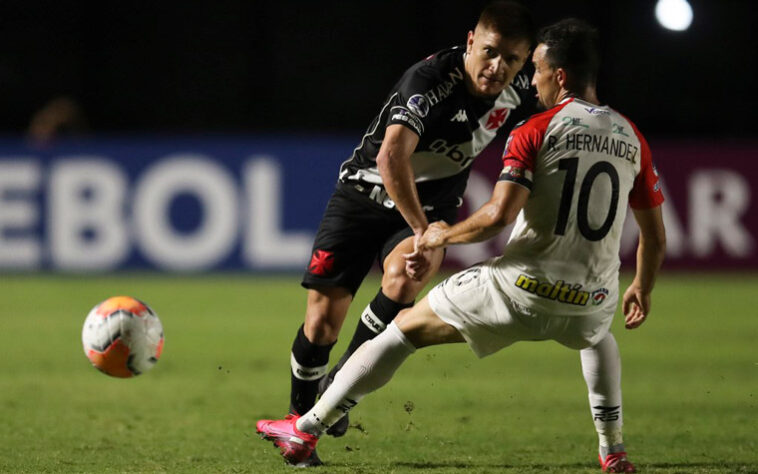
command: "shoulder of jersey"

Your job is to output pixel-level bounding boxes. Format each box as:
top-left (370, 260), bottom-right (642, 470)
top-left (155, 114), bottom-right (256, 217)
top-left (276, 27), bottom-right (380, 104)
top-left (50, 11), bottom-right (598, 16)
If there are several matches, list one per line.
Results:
top-left (412, 46), bottom-right (462, 74)
top-left (512, 99), bottom-right (573, 132)
top-left (610, 107), bottom-right (644, 138)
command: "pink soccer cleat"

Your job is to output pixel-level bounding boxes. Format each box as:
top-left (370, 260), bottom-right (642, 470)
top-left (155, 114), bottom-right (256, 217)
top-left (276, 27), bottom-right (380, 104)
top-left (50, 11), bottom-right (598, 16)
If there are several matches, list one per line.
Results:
top-left (599, 452), bottom-right (636, 473)
top-left (256, 414), bottom-right (319, 465)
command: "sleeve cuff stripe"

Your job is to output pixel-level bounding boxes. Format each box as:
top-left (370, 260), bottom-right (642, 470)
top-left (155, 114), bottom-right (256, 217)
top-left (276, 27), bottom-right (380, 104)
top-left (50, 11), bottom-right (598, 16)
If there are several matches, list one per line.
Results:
top-left (498, 175), bottom-right (533, 190)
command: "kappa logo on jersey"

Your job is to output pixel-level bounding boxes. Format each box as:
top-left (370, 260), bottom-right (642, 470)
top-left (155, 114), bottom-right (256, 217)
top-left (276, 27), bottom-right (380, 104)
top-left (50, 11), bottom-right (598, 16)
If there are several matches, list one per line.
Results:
top-left (450, 109), bottom-right (467, 122)
top-left (407, 94), bottom-right (430, 118)
top-left (308, 250), bottom-right (335, 276)
top-left (591, 288), bottom-right (609, 305)
top-left (485, 108), bottom-right (509, 130)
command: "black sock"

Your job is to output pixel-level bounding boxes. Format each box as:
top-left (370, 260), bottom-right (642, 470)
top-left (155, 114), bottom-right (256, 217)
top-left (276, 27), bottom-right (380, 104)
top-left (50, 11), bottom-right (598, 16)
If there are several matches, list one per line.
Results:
top-left (290, 324), bottom-right (335, 415)
top-left (328, 289), bottom-right (413, 380)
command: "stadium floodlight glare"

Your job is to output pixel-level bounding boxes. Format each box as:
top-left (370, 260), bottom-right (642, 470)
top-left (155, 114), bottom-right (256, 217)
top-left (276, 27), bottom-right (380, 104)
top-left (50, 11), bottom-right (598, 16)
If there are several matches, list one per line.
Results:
top-left (655, 0), bottom-right (693, 31)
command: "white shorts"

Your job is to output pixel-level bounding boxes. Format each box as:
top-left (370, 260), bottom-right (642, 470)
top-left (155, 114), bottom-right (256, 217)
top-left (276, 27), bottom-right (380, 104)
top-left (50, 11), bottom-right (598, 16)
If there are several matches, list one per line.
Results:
top-left (427, 262), bottom-right (614, 358)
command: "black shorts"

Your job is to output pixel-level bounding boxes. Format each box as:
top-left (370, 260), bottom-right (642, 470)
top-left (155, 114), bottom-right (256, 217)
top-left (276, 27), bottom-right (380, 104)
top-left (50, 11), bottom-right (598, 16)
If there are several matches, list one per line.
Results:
top-left (301, 181), bottom-right (458, 295)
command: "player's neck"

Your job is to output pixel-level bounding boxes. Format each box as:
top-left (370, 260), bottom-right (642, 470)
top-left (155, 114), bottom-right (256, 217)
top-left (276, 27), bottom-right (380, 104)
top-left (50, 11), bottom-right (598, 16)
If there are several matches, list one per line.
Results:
top-left (566, 86), bottom-right (600, 106)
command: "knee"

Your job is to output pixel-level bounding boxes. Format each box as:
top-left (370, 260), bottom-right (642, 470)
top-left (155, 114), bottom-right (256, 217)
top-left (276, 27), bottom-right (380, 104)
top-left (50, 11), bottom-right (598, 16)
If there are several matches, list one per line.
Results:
top-left (381, 262), bottom-right (421, 303)
top-left (382, 265), bottom-right (423, 303)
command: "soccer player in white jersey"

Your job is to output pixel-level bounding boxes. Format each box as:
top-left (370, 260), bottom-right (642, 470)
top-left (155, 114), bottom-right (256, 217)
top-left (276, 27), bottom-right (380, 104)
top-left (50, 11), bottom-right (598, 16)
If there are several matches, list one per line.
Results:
top-left (257, 18), bottom-right (666, 473)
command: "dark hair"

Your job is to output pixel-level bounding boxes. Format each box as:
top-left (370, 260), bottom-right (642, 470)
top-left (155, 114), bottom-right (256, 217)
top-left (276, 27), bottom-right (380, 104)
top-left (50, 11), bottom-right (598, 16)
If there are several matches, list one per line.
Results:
top-left (478, 1), bottom-right (536, 45)
top-left (538, 18), bottom-right (600, 92)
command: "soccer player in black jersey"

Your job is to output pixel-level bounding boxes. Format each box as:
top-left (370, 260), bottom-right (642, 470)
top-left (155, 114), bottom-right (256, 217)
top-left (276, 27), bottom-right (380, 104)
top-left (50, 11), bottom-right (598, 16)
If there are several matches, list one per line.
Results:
top-left (279, 2), bottom-right (536, 466)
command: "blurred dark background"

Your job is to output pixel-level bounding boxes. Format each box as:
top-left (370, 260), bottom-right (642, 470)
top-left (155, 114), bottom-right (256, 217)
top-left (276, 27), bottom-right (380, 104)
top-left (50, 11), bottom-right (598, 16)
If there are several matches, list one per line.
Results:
top-left (1, 0), bottom-right (754, 138)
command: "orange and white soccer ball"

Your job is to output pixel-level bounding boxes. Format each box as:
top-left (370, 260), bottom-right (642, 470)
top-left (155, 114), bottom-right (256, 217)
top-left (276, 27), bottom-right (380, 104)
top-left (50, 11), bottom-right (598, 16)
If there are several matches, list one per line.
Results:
top-left (82, 296), bottom-right (164, 378)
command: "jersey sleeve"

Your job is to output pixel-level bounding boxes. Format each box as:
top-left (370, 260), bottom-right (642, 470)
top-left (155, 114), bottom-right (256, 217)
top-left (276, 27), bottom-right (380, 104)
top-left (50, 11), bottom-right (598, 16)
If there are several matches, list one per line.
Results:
top-left (384, 61), bottom-right (441, 138)
top-left (628, 128), bottom-right (665, 209)
top-left (498, 116), bottom-right (548, 191)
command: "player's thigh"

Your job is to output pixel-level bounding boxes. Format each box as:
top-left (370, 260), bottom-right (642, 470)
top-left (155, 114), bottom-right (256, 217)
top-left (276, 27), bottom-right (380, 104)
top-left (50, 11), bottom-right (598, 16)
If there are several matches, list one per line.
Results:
top-left (426, 263), bottom-right (537, 358)
top-left (301, 187), bottom-right (393, 295)
top-left (551, 309), bottom-right (615, 350)
top-left (394, 297), bottom-right (465, 348)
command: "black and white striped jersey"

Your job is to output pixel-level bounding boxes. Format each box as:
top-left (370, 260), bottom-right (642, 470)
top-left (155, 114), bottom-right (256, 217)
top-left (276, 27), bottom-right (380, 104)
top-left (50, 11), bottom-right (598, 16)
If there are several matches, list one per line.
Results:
top-left (338, 45), bottom-right (534, 209)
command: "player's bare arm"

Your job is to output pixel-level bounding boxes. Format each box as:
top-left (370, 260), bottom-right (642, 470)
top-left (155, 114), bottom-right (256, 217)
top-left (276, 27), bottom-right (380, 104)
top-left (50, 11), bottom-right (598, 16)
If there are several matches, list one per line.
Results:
top-left (420, 181), bottom-right (529, 249)
top-left (376, 124), bottom-right (426, 234)
top-left (623, 205), bottom-right (666, 329)
top-left (376, 124), bottom-right (436, 279)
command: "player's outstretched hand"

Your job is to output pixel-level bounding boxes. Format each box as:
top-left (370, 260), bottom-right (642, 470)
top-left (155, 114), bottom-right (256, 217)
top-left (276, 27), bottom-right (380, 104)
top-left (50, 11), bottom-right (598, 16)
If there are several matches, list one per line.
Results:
top-left (622, 283), bottom-right (651, 329)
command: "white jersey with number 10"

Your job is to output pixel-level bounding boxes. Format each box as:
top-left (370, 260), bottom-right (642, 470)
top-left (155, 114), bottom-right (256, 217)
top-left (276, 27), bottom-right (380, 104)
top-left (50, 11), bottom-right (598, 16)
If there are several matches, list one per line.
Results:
top-left (493, 97), bottom-right (664, 317)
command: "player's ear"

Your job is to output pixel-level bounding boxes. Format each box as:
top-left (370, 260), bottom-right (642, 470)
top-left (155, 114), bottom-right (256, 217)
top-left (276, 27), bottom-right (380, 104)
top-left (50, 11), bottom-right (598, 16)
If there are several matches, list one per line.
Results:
top-left (466, 30), bottom-right (475, 53)
top-left (555, 67), bottom-right (568, 88)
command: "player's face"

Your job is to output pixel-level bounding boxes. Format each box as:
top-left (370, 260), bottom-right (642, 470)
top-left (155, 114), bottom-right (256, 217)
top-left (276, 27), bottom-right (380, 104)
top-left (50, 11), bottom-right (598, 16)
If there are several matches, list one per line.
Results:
top-left (531, 43), bottom-right (562, 109)
top-left (464, 25), bottom-right (531, 98)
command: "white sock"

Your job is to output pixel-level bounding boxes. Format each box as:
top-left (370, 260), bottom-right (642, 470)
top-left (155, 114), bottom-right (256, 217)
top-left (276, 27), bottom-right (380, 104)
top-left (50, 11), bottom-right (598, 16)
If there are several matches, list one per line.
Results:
top-left (297, 322), bottom-right (416, 435)
top-left (580, 332), bottom-right (624, 453)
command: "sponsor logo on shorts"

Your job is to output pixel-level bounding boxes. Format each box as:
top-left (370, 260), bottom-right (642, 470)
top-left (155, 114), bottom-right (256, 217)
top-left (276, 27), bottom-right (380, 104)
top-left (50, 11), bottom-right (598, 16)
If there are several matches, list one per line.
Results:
top-left (308, 249), bottom-right (335, 276)
top-left (367, 185), bottom-right (396, 209)
top-left (407, 94), bottom-right (430, 118)
top-left (514, 274), bottom-right (590, 306)
top-left (591, 288), bottom-right (609, 305)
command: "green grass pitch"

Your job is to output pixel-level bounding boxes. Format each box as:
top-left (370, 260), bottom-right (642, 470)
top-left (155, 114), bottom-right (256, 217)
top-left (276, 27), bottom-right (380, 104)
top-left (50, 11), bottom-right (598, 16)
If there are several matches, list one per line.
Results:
top-left (1, 273), bottom-right (756, 473)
